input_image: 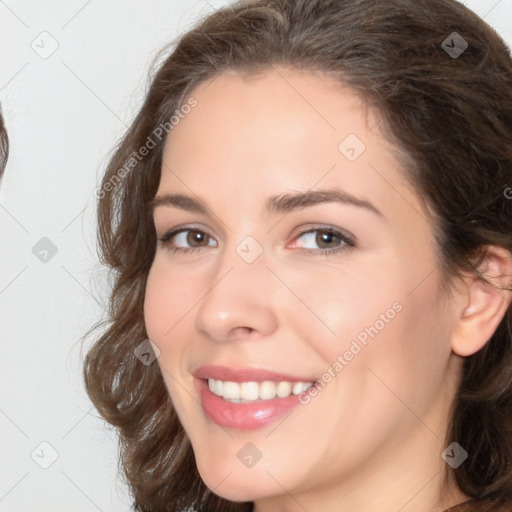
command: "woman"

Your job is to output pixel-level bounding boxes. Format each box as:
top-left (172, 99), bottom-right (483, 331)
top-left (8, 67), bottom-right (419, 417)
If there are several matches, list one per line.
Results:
top-left (84, 0), bottom-right (512, 510)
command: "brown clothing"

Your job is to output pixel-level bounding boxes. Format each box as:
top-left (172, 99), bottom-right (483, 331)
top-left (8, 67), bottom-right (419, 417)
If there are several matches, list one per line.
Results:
top-left (444, 499), bottom-right (512, 511)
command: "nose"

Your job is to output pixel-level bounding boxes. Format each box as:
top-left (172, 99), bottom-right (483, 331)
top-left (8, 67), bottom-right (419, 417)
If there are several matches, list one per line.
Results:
top-left (194, 248), bottom-right (279, 343)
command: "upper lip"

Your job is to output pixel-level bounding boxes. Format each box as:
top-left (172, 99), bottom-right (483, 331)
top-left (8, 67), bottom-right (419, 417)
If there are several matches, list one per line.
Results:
top-left (193, 365), bottom-right (317, 383)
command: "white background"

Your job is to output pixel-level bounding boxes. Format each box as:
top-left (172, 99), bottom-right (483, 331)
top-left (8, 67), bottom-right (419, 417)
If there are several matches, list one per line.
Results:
top-left (1, 1), bottom-right (511, 510)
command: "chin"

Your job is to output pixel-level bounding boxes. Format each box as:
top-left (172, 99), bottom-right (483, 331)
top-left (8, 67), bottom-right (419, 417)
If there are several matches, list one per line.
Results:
top-left (194, 451), bottom-right (281, 503)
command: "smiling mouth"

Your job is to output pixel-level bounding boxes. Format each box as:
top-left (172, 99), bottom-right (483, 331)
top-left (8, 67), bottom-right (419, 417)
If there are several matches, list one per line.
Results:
top-left (207, 378), bottom-right (315, 403)
top-left (193, 365), bottom-right (320, 429)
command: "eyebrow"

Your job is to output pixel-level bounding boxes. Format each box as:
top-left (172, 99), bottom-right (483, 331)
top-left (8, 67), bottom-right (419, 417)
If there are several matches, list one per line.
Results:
top-left (151, 188), bottom-right (384, 218)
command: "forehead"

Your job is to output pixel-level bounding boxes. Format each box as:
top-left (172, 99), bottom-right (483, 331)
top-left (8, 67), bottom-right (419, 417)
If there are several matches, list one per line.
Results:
top-left (159, 67), bottom-right (427, 223)
top-left (164, 68), bottom-right (377, 162)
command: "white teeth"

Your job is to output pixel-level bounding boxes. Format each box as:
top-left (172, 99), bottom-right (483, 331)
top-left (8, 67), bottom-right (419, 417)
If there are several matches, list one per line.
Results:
top-left (292, 382), bottom-right (313, 395)
top-left (276, 381), bottom-right (293, 398)
top-left (222, 381), bottom-right (240, 400)
top-left (240, 382), bottom-right (259, 401)
top-left (259, 381), bottom-right (277, 400)
top-left (213, 379), bottom-right (223, 396)
top-left (207, 379), bottom-right (315, 402)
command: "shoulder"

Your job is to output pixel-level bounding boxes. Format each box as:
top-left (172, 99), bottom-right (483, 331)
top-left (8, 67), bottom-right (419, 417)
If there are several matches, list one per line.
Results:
top-left (444, 499), bottom-right (512, 512)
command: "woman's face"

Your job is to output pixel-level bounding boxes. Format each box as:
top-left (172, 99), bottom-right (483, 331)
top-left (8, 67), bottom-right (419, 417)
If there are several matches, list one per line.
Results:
top-left (144, 68), bottom-right (463, 509)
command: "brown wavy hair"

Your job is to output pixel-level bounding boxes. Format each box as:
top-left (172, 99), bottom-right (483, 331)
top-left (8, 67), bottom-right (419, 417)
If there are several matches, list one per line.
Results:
top-left (83, 0), bottom-right (512, 510)
top-left (0, 104), bottom-right (8, 177)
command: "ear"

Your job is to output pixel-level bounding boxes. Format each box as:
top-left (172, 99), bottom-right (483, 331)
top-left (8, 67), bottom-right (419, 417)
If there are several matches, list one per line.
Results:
top-left (451, 246), bottom-right (512, 357)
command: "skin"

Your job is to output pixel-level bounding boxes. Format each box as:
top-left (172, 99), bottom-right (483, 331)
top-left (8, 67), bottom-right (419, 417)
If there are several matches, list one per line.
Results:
top-left (144, 68), bottom-right (512, 512)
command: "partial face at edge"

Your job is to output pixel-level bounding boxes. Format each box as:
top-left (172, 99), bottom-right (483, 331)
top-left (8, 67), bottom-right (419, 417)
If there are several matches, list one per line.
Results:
top-left (144, 68), bottom-right (461, 506)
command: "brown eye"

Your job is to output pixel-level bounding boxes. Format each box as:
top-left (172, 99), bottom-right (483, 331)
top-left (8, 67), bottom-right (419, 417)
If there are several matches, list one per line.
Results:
top-left (292, 228), bottom-right (355, 254)
top-left (158, 228), bottom-right (218, 253)
top-left (186, 230), bottom-right (210, 247)
top-left (316, 231), bottom-right (341, 249)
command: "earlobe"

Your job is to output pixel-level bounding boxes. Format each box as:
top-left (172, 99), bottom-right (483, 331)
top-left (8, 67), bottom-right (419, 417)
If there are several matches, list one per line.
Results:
top-left (451, 247), bottom-right (512, 358)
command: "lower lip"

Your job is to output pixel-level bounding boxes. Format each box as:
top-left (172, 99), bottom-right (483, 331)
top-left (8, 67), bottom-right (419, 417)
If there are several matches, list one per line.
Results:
top-left (197, 378), bottom-right (304, 430)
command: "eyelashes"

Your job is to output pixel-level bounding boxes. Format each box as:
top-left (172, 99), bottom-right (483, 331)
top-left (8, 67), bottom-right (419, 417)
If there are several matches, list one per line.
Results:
top-left (157, 225), bottom-right (356, 256)
top-left (289, 228), bottom-right (355, 254)
top-left (159, 228), bottom-right (217, 252)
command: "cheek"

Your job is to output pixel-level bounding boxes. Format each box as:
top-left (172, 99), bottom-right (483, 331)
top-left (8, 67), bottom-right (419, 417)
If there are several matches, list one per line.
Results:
top-left (143, 257), bottom-right (199, 343)
top-left (273, 257), bottom-right (404, 361)
top-left (143, 264), bottom-right (170, 341)
top-left (282, 255), bottom-right (449, 401)
top-left (143, 262), bottom-right (196, 414)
